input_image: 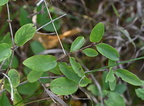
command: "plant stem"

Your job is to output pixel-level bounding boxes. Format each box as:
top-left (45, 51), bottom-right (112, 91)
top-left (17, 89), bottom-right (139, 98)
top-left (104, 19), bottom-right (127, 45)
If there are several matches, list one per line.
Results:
top-left (85, 56), bottom-right (144, 74)
top-left (44, 0), bottom-right (66, 55)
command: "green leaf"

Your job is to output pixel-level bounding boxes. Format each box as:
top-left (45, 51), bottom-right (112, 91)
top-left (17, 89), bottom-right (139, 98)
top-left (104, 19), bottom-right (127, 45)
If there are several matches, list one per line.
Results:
top-left (90, 22), bottom-right (104, 43)
top-left (49, 64), bottom-right (61, 75)
top-left (4, 79), bottom-right (11, 92)
top-left (106, 70), bottom-right (115, 82)
top-left (20, 7), bottom-right (31, 26)
top-left (59, 62), bottom-right (80, 83)
top-left (23, 67), bottom-right (31, 76)
top-left (14, 23), bottom-right (36, 46)
top-left (0, 33), bottom-right (12, 47)
top-left (0, 43), bottom-right (12, 62)
top-left (102, 71), bottom-right (109, 90)
top-left (50, 77), bottom-right (78, 95)
top-left (108, 59), bottom-right (116, 66)
top-left (115, 69), bottom-right (142, 86)
top-left (0, 92), bottom-right (12, 106)
top-left (30, 41), bottom-right (45, 54)
top-left (23, 55), bottom-right (57, 72)
top-left (39, 72), bottom-right (50, 84)
top-left (0, 0), bottom-right (8, 6)
top-left (107, 59), bottom-right (116, 90)
top-left (96, 43), bottom-right (120, 61)
top-left (104, 92), bottom-right (125, 106)
top-left (2, 55), bottom-right (19, 69)
top-left (119, 27), bottom-right (135, 46)
top-left (69, 57), bottom-right (84, 77)
top-left (8, 69), bottom-right (20, 87)
top-left (17, 81), bottom-right (39, 96)
top-left (13, 90), bottom-right (23, 106)
top-left (79, 76), bottom-right (91, 87)
top-left (87, 84), bottom-right (99, 96)
top-left (70, 36), bottom-right (85, 52)
top-left (82, 48), bottom-right (98, 57)
top-left (27, 70), bottom-right (43, 83)
top-left (135, 88), bottom-right (144, 100)
top-left (112, 4), bottom-right (120, 17)
top-left (109, 79), bottom-right (116, 91)
top-left (114, 84), bottom-right (127, 94)
top-left (37, 4), bottom-right (61, 32)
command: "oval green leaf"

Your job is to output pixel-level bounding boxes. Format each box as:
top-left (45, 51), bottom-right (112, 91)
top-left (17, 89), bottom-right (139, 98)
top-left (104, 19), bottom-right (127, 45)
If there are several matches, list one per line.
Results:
top-left (109, 79), bottom-right (116, 91)
top-left (114, 84), bottom-right (127, 94)
top-left (0, 0), bottom-right (8, 6)
top-left (30, 41), bottom-right (45, 54)
top-left (82, 48), bottom-right (98, 57)
top-left (115, 69), bottom-right (142, 86)
top-left (27, 70), bottom-right (43, 83)
top-left (37, 4), bottom-right (61, 32)
top-left (50, 77), bottom-right (78, 95)
top-left (1, 33), bottom-right (12, 47)
top-left (8, 69), bottom-right (20, 87)
top-left (0, 43), bottom-right (12, 62)
top-left (106, 70), bottom-right (115, 83)
top-left (79, 76), bottom-right (91, 87)
top-left (135, 88), bottom-right (144, 100)
top-left (20, 7), bottom-right (32, 26)
top-left (2, 55), bottom-right (19, 69)
top-left (59, 62), bottom-right (80, 83)
top-left (0, 92), bottom-right (11, 106)
top-left (69, 57), bottom-right (84, 77)
top-left (90, 22), bottom-right (104, 43)
top-left (87, 84), bottom-right (99, 96)
top-left (70, 36), bottom-right (85, 52)
top-left (96, 43), bottom-right (120, 61)
top-left (13, 91), bottom-right (23, 106)
top-left (17, 81), bottom-right (39, 96)
top-left (23, 55), bottom-right (57, 72)
top-left (104, 92), bottom-right (125, 106)
top-left (49, 64), bottom-right (61, 75)
top-left (14, 23), bottom-right (36, 46)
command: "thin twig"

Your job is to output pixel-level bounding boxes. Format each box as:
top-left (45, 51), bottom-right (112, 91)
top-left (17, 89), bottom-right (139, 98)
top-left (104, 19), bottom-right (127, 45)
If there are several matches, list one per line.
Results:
top-left (0, 60), bottom-right (7, 69)
top-left (40, 76), bottom-right (63, 79)
top-left (57, 42), bottom-right (95, 60)
top-left (79, 87), bottom-right (98, 105)
top-left (90, 74), bottom-right (104, 106)
top-left (71, 95), bottom-right (90, 100)
top-left (74, 59), bottom-right (99, 104)
top-left (38, 49), bottom-right (66, 55)
top-left (36, 0), bottom-right (44, 6)
top-left (0, 75), bottom-right (62, 94)
top-left (6, 3), bottom-right (14, 46)
top-left (44, 0), bottom-right (66, 55)
top-left (24, 97), bottom-right (51, 105)
top-left (39, 80), bottom-right (68, 106)
top-left (6, 3), bottom-right (15, 69)
top-left (36, 13), bottom-right (66, 32)
top-left (2, 73), bottom-right (14, 101)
